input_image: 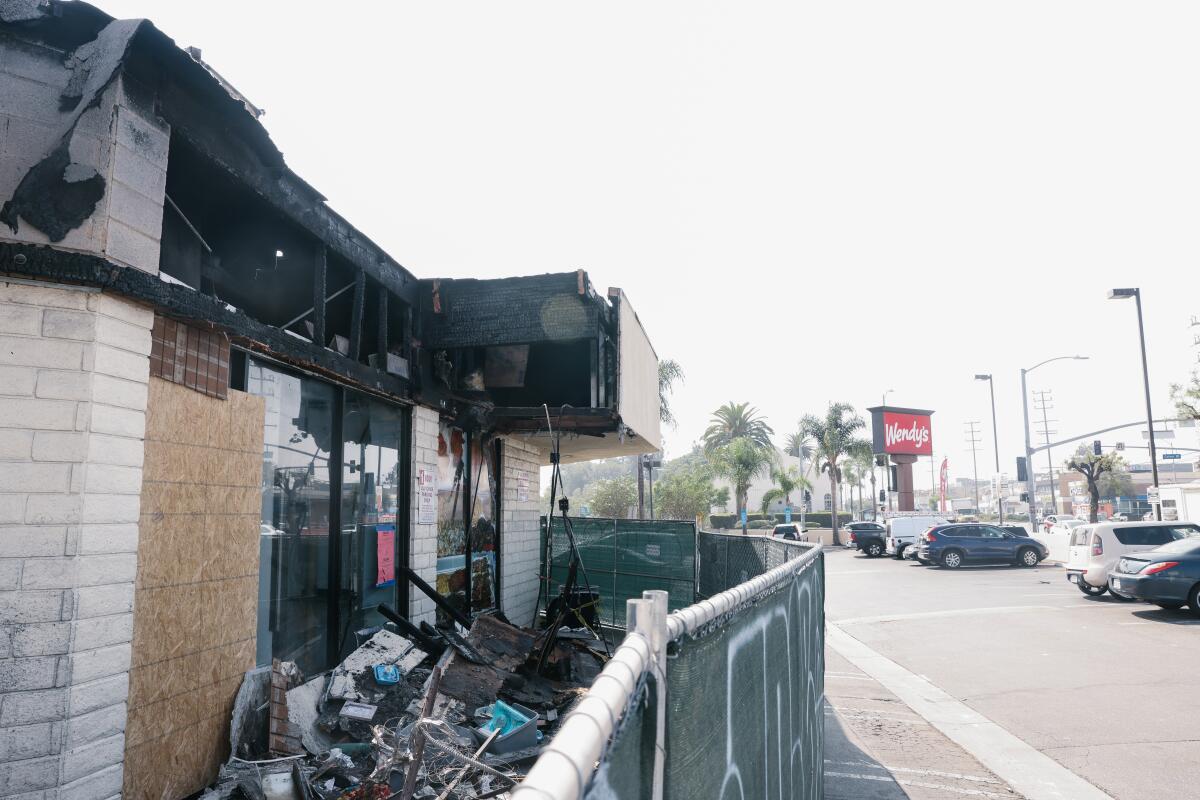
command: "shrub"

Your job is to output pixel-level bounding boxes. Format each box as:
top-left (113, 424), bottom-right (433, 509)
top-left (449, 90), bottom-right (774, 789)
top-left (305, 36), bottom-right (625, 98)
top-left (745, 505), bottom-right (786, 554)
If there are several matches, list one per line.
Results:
top-left (747, 519), bottom-right (775, 529)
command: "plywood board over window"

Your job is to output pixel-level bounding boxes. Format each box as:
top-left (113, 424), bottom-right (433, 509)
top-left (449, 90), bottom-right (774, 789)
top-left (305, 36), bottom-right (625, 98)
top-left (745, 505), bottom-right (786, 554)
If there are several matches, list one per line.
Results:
top-left (123, 377), bottom-right (265, 800)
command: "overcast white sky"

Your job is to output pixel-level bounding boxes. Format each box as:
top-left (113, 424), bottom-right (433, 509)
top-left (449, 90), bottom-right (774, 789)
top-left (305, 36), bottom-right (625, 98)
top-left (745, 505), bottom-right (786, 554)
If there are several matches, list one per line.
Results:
top-left (100, 1), bottom-right (1200, 483)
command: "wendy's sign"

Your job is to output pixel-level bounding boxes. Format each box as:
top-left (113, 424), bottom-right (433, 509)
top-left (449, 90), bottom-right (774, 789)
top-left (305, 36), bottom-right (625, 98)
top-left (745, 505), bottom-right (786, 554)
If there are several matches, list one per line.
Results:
top-left (869, 406), bottom-right (934, 456)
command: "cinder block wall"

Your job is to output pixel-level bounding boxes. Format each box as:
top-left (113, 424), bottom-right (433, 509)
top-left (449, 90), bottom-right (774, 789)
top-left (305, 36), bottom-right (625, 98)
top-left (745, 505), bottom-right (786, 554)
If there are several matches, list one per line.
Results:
top-left (0, 35), bottom-right (168, 271)
top-left (408, 405), bottom-right (439, 625)
top-left (500, 437), bottom-right (544, 627)
top-left (0, 280), bottom-right (153, 799)
top-left (122, 377), bottom-right (263, 800)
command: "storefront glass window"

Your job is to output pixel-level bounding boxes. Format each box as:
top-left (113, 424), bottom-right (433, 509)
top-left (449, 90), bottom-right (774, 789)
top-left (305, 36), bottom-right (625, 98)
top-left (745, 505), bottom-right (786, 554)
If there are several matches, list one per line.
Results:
top-left (252, 362), bottom-right (335, 676)
top-left (469, 437), bottom-right (498, 612)
top-left (435, 424), bottom-right (467, 625)
top-left (339, 393), bottom-right (405, 653)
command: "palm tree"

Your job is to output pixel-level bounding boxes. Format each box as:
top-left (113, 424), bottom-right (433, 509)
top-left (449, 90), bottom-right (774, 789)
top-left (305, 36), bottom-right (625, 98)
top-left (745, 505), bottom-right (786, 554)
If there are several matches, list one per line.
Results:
top-left (799, 403), bottom-right (871, 546)
top-left (760, 465), bottom-right (811, 514)
top-left (658, 359), bottom-right (684, 428)
top-left (784, 431), bottom-right (817, 529)
top-left (709, 438), bottom-right (775, 533)
top-left (703, 402), bottom-right (774, 454)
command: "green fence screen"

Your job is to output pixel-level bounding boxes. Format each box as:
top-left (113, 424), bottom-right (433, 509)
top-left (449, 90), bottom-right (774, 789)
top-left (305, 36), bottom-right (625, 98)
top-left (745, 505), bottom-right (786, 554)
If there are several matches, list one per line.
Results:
top-left (540, 517), bottom-right (697, 628)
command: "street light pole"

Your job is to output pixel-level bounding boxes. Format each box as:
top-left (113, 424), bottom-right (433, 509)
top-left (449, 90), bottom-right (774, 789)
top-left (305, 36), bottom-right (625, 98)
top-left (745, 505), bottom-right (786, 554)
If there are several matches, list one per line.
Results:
top-left (1109, 288), bottom-right (1161, 520)
top-left (1020, 355), bottom-right (1089, 526)
top-left (975, 373), bottom-right (1003, 524)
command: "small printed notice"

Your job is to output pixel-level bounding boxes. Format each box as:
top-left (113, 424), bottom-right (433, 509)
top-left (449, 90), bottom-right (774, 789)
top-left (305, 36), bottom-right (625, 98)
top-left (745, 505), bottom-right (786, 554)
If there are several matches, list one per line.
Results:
top-left (418, 468), bottom-right (436, 524)
top-left (518, 476), bottom-right (530, 503)
top-left (376, 525), bottom-right (395, 587)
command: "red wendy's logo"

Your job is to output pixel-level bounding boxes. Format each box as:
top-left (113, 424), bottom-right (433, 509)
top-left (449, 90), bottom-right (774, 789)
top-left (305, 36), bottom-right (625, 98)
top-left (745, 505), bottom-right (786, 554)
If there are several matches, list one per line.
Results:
top-left (882, 412), bottom-right (932, 454)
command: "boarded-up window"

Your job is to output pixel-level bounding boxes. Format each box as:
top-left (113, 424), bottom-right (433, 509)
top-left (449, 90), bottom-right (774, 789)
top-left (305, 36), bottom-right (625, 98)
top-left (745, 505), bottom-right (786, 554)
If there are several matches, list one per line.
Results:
top-left (149, 315), bottom-right (230, 399)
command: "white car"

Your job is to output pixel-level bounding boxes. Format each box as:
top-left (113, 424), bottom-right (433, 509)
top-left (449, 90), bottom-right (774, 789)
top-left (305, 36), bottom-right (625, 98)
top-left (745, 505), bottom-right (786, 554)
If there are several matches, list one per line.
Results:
top-left (1040, 513), bottom-right (1082, 534)
top-left (1065, 521), bottom-right (1200, 598)
top-left (884, 515), bottom-right (948, 559)
top-left (1035, 518), bottom-right (1085, 563)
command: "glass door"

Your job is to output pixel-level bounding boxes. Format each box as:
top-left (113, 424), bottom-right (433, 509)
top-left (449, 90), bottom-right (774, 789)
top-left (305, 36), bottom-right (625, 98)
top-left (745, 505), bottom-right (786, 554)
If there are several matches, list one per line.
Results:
top-left (339, 392), bottom-right (407, 654)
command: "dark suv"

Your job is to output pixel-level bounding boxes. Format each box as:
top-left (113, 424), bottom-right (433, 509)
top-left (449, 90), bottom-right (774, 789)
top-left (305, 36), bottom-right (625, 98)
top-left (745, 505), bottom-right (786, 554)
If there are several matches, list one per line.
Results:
top-left (917, 523), bottom-right (1048, 569)
top-left (845, 522), bottom-right (887, 557)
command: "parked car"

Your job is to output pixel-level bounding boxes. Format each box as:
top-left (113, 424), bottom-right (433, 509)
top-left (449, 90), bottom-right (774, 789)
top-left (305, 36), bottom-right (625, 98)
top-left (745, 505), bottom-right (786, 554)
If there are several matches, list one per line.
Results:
top-left (1040, 513), bottom-right (1081, 534)
top-left (1035, 518), bottom-right (1086, 563)
top-left (1065, 521), bottom-right (1200, 598)
top-left (845, 521), bottom-right (886, 556)
top-left (885, 515), bottom-right (948, 559)
top-left (1111, 513), bottom-right (1129, 522)
top-left (1108, 537), bottom-right (1200, 613)
top-left (917, 523), bottom-right (1049, 569)
top-left (771, 524), bottom-right (807, 541)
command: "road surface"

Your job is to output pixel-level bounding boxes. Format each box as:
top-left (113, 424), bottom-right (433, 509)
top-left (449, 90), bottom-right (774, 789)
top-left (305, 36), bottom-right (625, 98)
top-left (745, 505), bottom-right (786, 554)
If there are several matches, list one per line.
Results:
top-left (822, 545), bottom-right (1200, 800)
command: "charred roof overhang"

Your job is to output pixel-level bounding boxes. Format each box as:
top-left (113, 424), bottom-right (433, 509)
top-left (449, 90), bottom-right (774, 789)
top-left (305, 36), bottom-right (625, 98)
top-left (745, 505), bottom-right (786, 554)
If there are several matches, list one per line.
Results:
top-left (0, 241), bottom-right (408, 401)
top-left (0, 0), bottom-right (418, 302)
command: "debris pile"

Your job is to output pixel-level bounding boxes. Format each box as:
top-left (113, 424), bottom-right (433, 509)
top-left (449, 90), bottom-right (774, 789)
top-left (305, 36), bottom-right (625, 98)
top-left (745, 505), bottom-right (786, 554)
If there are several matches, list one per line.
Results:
top-left (204, 609), bottom-right (606, 800)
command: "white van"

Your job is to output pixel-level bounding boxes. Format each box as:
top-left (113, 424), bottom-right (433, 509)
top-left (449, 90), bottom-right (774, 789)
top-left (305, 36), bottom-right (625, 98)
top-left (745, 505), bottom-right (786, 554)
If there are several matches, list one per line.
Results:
top-left (885, 515), bottom-right (948, 559)
top-left (1065, 521), bottom-right (1200, 597)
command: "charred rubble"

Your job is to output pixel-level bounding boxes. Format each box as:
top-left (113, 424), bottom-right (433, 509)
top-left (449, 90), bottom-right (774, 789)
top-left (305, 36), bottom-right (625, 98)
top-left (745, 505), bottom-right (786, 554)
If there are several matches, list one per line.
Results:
top-left (207, 610), bottom-right (605, 800)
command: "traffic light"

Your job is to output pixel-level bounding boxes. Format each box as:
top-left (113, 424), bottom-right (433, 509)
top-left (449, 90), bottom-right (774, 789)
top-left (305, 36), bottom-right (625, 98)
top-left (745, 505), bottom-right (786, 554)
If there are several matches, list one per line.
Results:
top-left (803, 490), bottom-right (812, 503)
top-left (879, 490), bottom-right (886, 503)
top-left (888, 466), bottom-right (898, 491)
top-left (1016, 456), bottom-right (1028, 482)
top-left (1093, 440), bottom-right (1102, 456)
top-left (1020, 492), bottom-right (1029, 503)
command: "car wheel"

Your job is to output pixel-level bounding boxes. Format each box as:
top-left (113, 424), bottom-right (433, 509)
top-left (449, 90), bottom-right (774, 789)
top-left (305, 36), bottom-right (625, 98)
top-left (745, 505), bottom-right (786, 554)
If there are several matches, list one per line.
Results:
top-left (1155, 601), bottom-right (1184, 610)
top-left (1017, 547), bottom-right (1039, 568)
top-left (1078, 581), bottom-right (1107, 597)
top-left (1188, 584), bottom-right (1200, 616)
top-left (865, 542), bottom-right (883, 558)
top-left (940, 550), bottom-right (964, 569)
top-left (1109, 587), bottom-right (1134, 602)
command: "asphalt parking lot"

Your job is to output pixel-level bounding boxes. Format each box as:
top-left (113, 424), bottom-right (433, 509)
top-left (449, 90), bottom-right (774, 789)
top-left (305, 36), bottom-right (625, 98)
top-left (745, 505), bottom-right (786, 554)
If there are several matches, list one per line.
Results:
top-left (822, 545), bottom-right (1200, 800)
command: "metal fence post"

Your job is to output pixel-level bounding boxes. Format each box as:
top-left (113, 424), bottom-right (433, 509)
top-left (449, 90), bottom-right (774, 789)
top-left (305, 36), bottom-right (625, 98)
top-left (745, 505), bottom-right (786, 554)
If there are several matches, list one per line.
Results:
top-left (642, 590), bottom-right (669, 800)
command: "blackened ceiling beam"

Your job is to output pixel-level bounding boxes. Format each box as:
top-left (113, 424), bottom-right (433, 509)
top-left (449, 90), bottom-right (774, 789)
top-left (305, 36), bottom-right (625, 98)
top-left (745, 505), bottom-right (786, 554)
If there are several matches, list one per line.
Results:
top-left (312, 244), bottom-right (327, 346)
top-left (0, 242), bottom-right (411, 401)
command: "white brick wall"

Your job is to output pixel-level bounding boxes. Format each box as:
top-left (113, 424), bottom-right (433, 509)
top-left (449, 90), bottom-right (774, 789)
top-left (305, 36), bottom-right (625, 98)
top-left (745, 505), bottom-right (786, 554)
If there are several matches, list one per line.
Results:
top-left (500, 436), bottom-right (546, 627)
top-left (0, 279), bottom-right (151, 797)
top-left (408, 405), bottom-right (440, 626)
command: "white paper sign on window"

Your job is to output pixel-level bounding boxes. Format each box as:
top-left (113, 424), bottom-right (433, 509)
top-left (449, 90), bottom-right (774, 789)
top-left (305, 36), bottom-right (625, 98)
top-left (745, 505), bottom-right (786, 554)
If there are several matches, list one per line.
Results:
top-left (418, 468), bottom-right (436, 524)
top-left (518, 476), bottom-right (530, 503)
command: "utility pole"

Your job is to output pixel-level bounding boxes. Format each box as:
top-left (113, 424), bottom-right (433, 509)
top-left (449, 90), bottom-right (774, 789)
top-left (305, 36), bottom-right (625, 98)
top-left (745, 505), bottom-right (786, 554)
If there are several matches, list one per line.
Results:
top-left (1109, 288), bottom-right (1161, 520)
top-left (1020, 355), bottom-right (1087, 526)
top-left (975, 373), bottom-right (1004, 523)
top-left (636, 454), bottom-right (645, 519)
top-left (965, 422), bottom-right (982, 513)
top-left (1033, 390), bottom-right (1058, 515)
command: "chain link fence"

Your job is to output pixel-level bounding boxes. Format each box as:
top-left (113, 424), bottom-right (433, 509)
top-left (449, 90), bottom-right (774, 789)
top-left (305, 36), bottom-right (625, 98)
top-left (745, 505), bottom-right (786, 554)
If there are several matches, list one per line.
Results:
top-left (540, 517), bottom-right (698, 628)
top-left (518, 535), bottom-right (824, 800)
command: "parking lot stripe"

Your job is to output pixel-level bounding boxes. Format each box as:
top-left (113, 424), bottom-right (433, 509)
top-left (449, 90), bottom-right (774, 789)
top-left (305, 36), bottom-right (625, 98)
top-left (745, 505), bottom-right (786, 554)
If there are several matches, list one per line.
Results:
top-left (825, 760), bottom-right (1000, 784)
top-left (824, 771), bottom-right (1012, 798)
top-left (835, 605), bottom-right (1057, 626)
top-left (828, 623), bottom-right (1115, 800)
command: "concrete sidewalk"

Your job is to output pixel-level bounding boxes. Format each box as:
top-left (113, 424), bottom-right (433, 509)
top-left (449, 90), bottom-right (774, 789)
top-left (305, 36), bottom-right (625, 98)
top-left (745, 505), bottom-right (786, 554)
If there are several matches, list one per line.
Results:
top-left (824, 645), bottom-right (1026, 800)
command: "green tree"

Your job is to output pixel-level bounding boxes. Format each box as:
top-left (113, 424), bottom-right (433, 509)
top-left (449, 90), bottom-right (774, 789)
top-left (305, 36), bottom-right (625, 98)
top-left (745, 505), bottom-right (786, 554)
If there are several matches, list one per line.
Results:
top-left (659, 359), bottom-right (684, 428)
top-left (800, 403), bottom-right (870, 546)
top-left (656, 462), bottom-right (725, 523)
top-left (709, 438), bottom-right (776, 532)
top-left (589, 475), bottom-right (638, 518)
top-left (702, 402), bottom-right (774, 454)
top-left (1066, 446), bottom-right (1125, 523)
top-left (1098, 464), bottom-right (1134, 499)
top-left (760, 465), bottom-right (811, 514)
top-left (1172, 371), bottom-right (1200, 421)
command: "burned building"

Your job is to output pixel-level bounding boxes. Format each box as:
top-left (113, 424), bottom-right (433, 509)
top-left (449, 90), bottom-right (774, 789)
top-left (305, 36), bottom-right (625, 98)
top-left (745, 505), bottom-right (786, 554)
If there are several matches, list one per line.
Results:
top-left (0, 3), bottom-right (660, 798)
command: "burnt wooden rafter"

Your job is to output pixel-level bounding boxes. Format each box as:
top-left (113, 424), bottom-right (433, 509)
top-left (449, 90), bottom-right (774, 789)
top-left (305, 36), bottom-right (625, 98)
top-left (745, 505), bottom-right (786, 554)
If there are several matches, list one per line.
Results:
top-left (0, 242), bottom-right (411, 401)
